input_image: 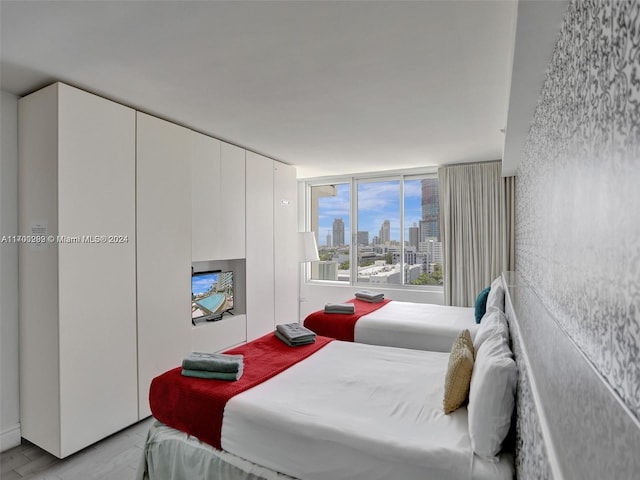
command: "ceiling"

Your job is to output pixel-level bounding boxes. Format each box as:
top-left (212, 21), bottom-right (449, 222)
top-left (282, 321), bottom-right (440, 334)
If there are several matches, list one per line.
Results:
top-left (1, 0), bottom-right (518, 178)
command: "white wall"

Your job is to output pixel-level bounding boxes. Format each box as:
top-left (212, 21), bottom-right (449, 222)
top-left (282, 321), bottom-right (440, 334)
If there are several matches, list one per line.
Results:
top-left (0, 90), bottom-right (20, 451)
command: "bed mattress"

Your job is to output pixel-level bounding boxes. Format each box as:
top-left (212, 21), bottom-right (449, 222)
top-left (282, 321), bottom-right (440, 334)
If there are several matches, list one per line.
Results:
top-left (354, 301), bottom-right (479, 352)
top-left (222, 341), bottom-right (512, 480)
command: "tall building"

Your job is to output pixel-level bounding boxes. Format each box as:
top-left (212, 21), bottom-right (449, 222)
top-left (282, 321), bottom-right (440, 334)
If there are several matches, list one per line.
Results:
top-left (420, 237), bottom-right (443, 270)
top-left (326, 231), bottom-right (331, 247)
top-left (332, 218), bottom-right (345, 246)
top-left (418, 220), bottom-right (429, 250)
top-left (421, 178), bottom-right (440, 241)
top-left (409, 223), bottom-right (419, 249)
top-left (357, 231), bottom-right (369, 246)
top-left (379, 219), bottom-right (390, 244)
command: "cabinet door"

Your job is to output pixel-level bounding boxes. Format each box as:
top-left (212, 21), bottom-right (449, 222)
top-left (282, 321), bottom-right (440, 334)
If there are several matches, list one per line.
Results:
top-left (191, 131), bottom-right (221, 261)
top-left (56, 85), bottom-right (138, 456)
top-left (245, 152), bottom-right (275, 341)
top-left (273, 162), bottom-right (298, 325)
top-left (136, 112), bottom-right (192, 418)
top-left (220, 142), bottom-right (246, 260)
top-left (18, 83), bottom-right (61, 456)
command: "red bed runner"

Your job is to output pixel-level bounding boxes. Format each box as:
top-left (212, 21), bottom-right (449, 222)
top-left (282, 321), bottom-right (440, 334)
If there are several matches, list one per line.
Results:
top-left (303, 298), bottom-right (392, 341)
top-left (149, 332), bottom-right (333, 450)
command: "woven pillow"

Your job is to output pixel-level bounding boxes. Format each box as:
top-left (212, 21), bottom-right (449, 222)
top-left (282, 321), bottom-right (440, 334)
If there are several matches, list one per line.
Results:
top-left (460, 327), bottom-right (475, 358)
top-left (443, 329), bottom-right (475, 414)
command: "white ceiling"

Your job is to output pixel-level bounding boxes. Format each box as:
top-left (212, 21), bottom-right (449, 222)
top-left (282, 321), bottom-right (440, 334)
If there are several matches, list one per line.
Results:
top-left (1, 0), bottom-right (518, 178)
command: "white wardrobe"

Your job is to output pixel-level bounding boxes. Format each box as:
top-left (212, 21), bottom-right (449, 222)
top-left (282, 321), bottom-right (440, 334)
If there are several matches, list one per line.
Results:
top-left (245, 152), bottom-right (276, 341)
top-left (273, 161), bottom-right (298, 326)
top-left (18, 82), bottom-right (298, 457)
top-left (18, 83), bottom-right (139, 458)
top-left (191, 134), bottom-right (246, 263)
top-left (245, 152), bottom-right (298, 341)
top-left (189, 132), bottom-right (248, 356)
top-left (136, 112), bottom-right (192, 418)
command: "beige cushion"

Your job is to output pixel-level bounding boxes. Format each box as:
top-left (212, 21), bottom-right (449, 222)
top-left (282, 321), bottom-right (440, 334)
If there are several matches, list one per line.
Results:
top-left (460, 328), bottom-right (475, 358)
top-left (443, 329), bottom-right (475, 414)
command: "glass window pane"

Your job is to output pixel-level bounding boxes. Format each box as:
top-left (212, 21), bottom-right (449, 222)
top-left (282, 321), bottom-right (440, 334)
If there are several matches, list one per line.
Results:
top-left (356, 179), bottom-right (401, 285)
top-left (310, 183), bottom-right (350, 282)
top-left (307, 172), bottom-right (443, 290)
top-left (405, 176), bottom-right (443, 286)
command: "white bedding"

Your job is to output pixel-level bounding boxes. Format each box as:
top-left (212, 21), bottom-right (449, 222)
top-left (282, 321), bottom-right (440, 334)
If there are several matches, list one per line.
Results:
top-left (355, 301), bottom-right (479, 352)
top-left (222, 341), bottom-right (513, 480)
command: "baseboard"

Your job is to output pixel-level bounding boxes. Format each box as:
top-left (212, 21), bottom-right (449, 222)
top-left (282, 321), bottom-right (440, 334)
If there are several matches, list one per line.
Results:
top-left (0, 423), bottom-right (21, 452)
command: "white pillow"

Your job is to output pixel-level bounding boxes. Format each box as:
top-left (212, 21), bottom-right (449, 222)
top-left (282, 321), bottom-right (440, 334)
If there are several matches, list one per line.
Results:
top-left (473, 309), bottom-right (509, 352)
top-left (467, 331), bottom-right (517, 460)
top-left (485, 275), bottom-right (505, 313)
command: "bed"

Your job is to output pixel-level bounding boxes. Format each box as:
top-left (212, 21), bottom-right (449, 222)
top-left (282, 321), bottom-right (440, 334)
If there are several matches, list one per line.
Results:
top-left (303, 299), bottom-right (479, 352)
top-left (303, 278), bottom-right (505, 352)
top-left (137, 320), bottom-right (516, 480)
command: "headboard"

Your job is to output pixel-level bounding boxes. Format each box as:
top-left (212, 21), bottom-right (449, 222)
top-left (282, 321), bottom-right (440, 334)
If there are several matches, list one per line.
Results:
top-left (503, 272), bottom-right (640, 479)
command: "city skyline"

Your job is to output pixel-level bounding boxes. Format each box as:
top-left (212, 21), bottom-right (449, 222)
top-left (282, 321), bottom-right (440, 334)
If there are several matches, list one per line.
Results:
top-left (317, 179), bottom-right (429, 247)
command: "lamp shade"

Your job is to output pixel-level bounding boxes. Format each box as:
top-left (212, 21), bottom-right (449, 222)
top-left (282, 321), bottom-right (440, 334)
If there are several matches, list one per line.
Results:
top-left (298, 232), bottom-right (319, 262)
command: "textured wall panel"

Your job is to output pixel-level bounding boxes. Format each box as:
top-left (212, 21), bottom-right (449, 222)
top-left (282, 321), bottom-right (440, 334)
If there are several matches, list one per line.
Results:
top-left (514, 0), bottom-right (640, 478)
top-left (516, 0), bottom-right (640, 424)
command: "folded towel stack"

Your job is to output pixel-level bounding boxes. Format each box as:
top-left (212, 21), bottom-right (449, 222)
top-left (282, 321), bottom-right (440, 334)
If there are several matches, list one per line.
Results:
top-left (275, 323), bottom-right (316, 347)
top-left (323, 302), bottom-right (356, 314)
top-left (181, 351), bottom-right (244, 381)
top-left (355, 290), bottom-right (385, 303)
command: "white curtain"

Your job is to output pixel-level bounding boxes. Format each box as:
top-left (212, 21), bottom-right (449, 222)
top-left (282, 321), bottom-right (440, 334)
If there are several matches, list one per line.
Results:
top-left (439, 161), bottom-right (514, 307)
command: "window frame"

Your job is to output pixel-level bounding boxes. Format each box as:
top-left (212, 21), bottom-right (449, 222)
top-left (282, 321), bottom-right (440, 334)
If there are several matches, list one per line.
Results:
top-left (303, 167), bottom-right (442, 291)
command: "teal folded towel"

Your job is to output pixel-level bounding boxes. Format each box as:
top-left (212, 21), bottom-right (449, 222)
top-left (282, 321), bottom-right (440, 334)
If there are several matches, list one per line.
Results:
top-left (275, 330), bottom-right (315, 347)
top-left (324, 302), bottom-right (356, 314)
top-left (355, 296), bottom-right (384, 303)
top-left (355, 290), bottom-right (384, 302)
top-left (182, 352), bottom-right (244, 373)
top-left (276, 323), bottom-right (316, 343)
top-left (181, 368), bottom-right (243, 381)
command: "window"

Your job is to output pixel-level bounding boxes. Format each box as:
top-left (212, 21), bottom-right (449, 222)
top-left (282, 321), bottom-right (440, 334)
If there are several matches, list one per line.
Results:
top-left (309, 183), bottom-right (351, 282)
top-left (404, 176), bottom-right (443, 286)
top-left (356, 178), bottom-right (401, 285)
top-left (307, 171), bottom-right (442, 288)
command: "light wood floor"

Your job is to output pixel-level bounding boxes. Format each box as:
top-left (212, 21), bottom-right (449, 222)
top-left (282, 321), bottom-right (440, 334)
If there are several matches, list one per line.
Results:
top-left (0, 417), bottom-right (154, 480)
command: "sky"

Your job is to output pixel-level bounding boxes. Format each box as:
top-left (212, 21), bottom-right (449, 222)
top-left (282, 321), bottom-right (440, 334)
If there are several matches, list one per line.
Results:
top-left (317, 179), bottom-right (424, 246)
top-left (192, 272), bottom-right (219, 295)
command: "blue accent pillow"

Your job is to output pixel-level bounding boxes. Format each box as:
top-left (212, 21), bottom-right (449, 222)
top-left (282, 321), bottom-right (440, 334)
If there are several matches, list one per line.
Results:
top-left (474, 287), bottom-right (491, 324)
